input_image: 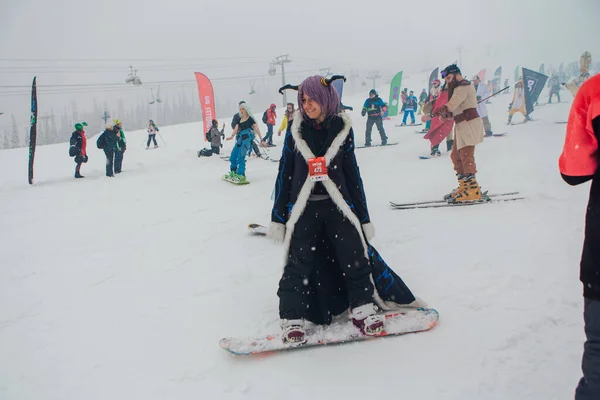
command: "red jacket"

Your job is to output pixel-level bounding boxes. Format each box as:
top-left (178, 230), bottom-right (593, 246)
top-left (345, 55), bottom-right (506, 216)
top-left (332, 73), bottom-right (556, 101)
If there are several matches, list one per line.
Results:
top-left (267, 104), bottom-right (277, 125)
top-left (559, 73), bottom-right (600, 300)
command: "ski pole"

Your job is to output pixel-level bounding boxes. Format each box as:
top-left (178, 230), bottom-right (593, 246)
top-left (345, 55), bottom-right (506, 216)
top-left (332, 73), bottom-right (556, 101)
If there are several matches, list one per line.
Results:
top-left (158, 132), bottom-right (167, 146)
top-left (478, 86), bottom-right (509, 104)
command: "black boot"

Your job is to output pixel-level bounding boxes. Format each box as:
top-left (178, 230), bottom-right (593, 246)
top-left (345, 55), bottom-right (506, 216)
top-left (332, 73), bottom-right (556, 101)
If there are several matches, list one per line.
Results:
top-left (446, 140), bottom-right (454, 152)
top-left (430, 145), bottom-right (441, 156)
top-left (75, 172), bottom-right (84, 178)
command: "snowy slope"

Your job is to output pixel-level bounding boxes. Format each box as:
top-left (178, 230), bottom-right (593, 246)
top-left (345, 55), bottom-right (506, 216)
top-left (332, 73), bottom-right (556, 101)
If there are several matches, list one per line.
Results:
top-left (0, 89), bottom-right (589, 400)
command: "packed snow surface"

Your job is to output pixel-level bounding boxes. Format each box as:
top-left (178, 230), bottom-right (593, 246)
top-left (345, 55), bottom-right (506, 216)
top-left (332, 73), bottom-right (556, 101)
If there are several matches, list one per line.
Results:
top-left (0, 90), bottom-right (588, 399)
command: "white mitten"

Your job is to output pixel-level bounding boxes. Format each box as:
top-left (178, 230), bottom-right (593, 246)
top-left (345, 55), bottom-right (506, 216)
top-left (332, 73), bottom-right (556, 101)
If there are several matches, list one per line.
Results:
top-left (362, 222), bottom-right (375, 241)
top-left (268, 222), bottom-right (286, 244)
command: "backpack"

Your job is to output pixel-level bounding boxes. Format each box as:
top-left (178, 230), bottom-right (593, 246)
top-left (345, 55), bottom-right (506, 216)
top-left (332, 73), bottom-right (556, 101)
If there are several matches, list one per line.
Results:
top-left (205, 129), bottom-right (211, 141)
top-left (96, 132), bottom-right (105, 149)
top-left (69, 134), bottom-right (78, 157)
top-left (262, 110), bottom-right (268, 124)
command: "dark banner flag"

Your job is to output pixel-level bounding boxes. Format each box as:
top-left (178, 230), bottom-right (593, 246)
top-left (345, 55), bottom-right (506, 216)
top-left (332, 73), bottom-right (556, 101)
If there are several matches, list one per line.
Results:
top-left (522, 68), bottom-right (548, 114)
top-left (428, 67), bottom-right (439, 92)
top-left (493, 66), bottom-right (502, 92)
top-left (28, 77), bottom-right (38, 185)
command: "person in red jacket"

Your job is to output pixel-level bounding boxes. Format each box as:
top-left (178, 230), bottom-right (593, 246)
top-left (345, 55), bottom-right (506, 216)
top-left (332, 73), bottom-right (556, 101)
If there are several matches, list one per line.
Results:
top-left (559, 72), bottom-right (600, 400)
top-left (262, 103), bottom-right (277, 146)
top-left (70, 122), bottom-right (88, 178)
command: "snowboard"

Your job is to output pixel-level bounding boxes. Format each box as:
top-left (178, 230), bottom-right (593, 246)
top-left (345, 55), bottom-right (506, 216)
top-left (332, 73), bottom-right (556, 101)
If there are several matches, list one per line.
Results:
top-left (415, 130), bottom-right (428, 134)
top-left (219, 307), bottom-right (439, 356)
top-left (222, 175), bottom-right (250, 185)
top-left (492, 133), bottom-right (507, 137)
top-left (419, 153), bottom-right (446, 160)
top-left (248, 223), bottom-right (267, 235)
top-left (395, 123), bottom-right (422, 127)
top-left (356, 142), bottom-right (399, 149)
top-left (390, 192), bottom-right (523, 210)
top-left (555, 121), bottom-right (568, 124)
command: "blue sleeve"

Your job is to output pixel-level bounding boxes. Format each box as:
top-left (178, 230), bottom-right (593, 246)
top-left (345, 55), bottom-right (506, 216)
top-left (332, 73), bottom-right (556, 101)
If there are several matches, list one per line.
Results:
top-left (271, 131), bottom-right (295, 224)
top-left (342, 128), bottom-right (370, 224)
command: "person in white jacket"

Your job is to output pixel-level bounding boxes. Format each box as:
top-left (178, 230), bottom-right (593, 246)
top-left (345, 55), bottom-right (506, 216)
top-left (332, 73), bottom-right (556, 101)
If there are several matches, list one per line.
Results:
top-left (473, 75), bottom-right (493, 137)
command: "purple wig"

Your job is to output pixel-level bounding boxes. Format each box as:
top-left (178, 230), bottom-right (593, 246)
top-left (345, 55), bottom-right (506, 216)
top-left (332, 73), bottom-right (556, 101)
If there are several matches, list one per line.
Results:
top-left (297, 76), bottom-right (340, 121)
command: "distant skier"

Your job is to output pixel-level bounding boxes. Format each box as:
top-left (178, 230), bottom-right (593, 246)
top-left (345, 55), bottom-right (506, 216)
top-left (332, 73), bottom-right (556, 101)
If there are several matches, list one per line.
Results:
top-left (507, 80), bottom-right (530, 124)
top-left (401, 90), bottom-right (418, 125)
top-left (548, 75), bottom-right (561, 104)
top-left (69, 122), bottom-right (88, 178)
top-left (262, 103), bottom-right (277, 147)
top-left (418, 89), bottom-right (428, 115)
top-left (473, 75), bottom-right (494, 137)
top-left (270, 75), bottom-right (426, 346)
top-left (278, 103), bottom-right (295, 137)
top-left (208, 119), bottom-right (225, 155)
top-left (225, 102), bottom-right (263, 184)
top-left (558, 73), bottom-right (600, 400)
top-left (431, 64), bottom-right (484, 202)
top-left (147, 119), bottom-right (159, 149)
top-left (361, 89), bottom-right (388, 146)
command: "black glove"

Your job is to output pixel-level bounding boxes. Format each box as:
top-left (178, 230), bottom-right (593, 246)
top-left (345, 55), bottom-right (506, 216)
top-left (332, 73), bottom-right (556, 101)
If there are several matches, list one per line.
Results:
top-left (361, 110), bottom-right (366, 117)
top-left (83, 155), bottom-right (88, 163)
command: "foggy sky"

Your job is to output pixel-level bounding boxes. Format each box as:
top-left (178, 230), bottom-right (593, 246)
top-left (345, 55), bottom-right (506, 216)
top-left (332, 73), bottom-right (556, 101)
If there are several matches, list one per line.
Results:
top-left (1, 0), bottom-right (598, 129)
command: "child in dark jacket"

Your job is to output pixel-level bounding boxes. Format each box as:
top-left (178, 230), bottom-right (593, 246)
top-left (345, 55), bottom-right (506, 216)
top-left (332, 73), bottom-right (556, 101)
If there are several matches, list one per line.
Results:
top-left (70, 122), bottom-right (88, 178)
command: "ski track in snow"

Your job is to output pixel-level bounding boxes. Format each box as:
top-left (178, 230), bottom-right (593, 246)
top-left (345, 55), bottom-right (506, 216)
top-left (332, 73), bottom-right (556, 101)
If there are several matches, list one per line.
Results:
top-left (0, 87), bottom-right (588, 400)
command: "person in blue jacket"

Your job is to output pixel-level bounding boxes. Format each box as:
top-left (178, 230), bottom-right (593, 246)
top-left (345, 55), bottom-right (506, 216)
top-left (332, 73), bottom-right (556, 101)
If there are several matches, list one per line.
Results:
top-left (270, 75), bottom-right (426, 346)
top-left (401, 90), bottom-right (418, 125)
top-left (361, 89), bottom-right (388, 146)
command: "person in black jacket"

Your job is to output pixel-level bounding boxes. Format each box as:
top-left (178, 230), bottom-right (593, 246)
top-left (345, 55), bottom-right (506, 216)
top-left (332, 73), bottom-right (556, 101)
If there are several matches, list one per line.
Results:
top-left (559, 73), bottom-right (600, 400)
top-left (269, 75), bottom-right (425, 346)
top-left (97, 123), bottom-right (118, 177)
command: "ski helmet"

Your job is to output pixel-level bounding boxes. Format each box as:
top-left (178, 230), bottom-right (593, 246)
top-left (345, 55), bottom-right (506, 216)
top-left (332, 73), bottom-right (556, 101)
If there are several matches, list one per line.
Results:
top-left (441, 64), bottom-right (461, 78)
top-left (369, 89), bottom-right (377, 96)
top-left (74, 122), bottom-right (87, 131)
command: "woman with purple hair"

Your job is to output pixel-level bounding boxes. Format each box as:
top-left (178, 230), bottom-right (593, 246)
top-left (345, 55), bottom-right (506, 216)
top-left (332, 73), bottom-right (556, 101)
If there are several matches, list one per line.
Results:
top-left (268, 75), bottom-right (425, 346)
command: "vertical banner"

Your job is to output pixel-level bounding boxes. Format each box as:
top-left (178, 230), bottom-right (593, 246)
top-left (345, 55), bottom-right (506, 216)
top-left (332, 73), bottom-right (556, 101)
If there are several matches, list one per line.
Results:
top-left (493, 66), bottom-right (502, 93)
top-left (522, 68), bottom-right (548, 115)
top-left (514, 65), bottom-right (521, 83)
top-left (387, 71), bottom-right (403, 117)
top-left (428, 67), bottom-right (439, 92)
top-left (194, 72), bottom-right (216, 141)
top-left (477, 68), bottom-right (486, 82)
top-left (28, 77), bottom-right (38, 185)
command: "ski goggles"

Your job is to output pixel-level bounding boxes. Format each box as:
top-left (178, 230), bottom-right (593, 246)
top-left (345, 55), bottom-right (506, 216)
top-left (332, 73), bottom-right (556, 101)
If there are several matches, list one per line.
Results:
top-left (441, 70), bottom-right (449, 78)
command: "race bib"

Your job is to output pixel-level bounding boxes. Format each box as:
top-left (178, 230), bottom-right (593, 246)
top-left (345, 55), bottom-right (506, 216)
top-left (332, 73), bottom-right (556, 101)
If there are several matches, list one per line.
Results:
top-left (308, 157), bottom-right (328, 182)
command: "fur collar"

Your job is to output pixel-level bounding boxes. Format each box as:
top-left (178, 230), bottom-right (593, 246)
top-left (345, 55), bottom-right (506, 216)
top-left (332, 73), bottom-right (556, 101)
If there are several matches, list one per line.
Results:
top-left (290, 112), bottom-right (352, 164)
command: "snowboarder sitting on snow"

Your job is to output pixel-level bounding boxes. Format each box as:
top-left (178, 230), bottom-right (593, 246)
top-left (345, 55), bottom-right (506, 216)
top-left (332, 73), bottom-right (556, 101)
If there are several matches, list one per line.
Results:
top-left (147, 119), bottom-right (159, 149)
top-left (431, 64), bottom-right (484, 202)
top-left (271, 75), bottom-right (426, 346)
top-left (401, 90), bottom-right (418, 125)
top-left (361, 89), bottom-right (388, 146)
top-left (69, 122), bottom-right (88, 179)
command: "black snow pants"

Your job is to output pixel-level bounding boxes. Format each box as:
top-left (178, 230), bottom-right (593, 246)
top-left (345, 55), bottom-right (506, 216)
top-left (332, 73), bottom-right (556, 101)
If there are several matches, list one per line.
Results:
top-left (104, 150), bottom-right (115, 177)
top-left (278, 199), bottom-right (374, 320)
top-left (365, 116), bottom-right (387, 145)
top-left (114, 150), bottom-right (124, 173)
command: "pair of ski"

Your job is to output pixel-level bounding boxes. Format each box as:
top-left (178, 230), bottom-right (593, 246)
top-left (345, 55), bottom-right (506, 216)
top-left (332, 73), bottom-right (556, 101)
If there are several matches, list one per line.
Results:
top-left (390, 191), bottom-right (524, 210)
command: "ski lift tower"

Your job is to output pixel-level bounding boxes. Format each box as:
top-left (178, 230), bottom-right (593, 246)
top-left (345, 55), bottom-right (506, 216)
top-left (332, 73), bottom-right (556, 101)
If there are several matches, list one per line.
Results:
top-left (101, 110), bottom-right (111, 124)
top-left (271, 54), bottom-right (292, 107)
top-left (366, 71), bottom-right (381, 90)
